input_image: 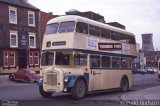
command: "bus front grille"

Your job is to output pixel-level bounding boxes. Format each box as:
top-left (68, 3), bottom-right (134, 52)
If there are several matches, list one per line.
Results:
top-left (46, 73), bottom-right (57, 86)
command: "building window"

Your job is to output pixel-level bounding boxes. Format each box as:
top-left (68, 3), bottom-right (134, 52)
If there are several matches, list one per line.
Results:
top-left (34, 52), bottom-right (39, 65)
top-left (28, 11), bottom-right (35, 26)
top-left (10, 31), bottom-right (18, 48)
top-left (9, 6), bottom-right (17, 24)
top-left (29, 52), bottom-right (39, 66)
top-left (29, 33), bottom-right (36, 48)
top-left (3, 51), bottom-right (16, 67)
top-left (29, 52), bottom-right (33, 65)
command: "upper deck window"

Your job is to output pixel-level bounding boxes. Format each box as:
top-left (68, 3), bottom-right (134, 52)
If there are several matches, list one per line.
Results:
top-left (89, 25), bottom-right (100, 37)
top-left (58, 21), bottom-right (75, 33)
top-left (100, 28), bottom-right (110, 39)
top-left (119, 33), bottom-right (136, 44)
top-left (111, 31), bottom-right (120, 40)
top-left (76, 22), bottom-right (88, 34)
top-left (45, 23), bottom-right (59, 34)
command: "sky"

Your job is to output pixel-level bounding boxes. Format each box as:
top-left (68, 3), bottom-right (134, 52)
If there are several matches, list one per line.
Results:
top-left (29, 0), bottom-right (160, 50)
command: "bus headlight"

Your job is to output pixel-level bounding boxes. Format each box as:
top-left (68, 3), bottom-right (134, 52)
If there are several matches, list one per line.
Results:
top-left (64, 76), bottom-right (70, 82)
top-left (39, 77), bottom-right (43, 81)
top-left (37, 77), bottom-right (43, 86)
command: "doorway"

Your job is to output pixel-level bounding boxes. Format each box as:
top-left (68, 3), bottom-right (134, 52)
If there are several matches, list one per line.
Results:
top-left (18, 50), bottom-right (27, 69)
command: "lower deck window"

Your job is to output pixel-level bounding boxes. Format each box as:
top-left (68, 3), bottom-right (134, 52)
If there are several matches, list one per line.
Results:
top-left (74, 54), bottom-right (87, 66)
top-left (121, 58), bottom-right (128, 68)
top-left (90, 55), bottom-right (100, 68)
top-left (112, 57), bottom-right (121, 68)
top-left (102, 56), bottom-right (111, 68)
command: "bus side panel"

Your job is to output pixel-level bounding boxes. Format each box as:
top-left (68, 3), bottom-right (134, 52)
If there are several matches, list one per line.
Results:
top-left (73, 33), bottom-right (87, 49)
top-left (130, 44), bottom-right (137, 56)
top-left (101, 69), bottom-right (113, 89)
top-left (100, 69), bottom-right (132, 90)
top-left (109, 69), bottom-right (132, 88)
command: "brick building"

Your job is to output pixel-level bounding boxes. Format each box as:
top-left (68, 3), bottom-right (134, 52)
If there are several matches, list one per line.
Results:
top-left (39, 11), bottom-right (56, 47)
top-left (144, 51), bottom-right (160, 68)
top-left (0, 0), bottom-right (41, 73)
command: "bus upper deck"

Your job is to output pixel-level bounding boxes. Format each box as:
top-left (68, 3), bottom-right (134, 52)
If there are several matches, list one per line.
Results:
top-left (42, 15), bottom-right (136, 57)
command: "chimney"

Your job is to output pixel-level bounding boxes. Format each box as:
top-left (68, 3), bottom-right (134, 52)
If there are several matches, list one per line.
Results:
top-left (142, 33), bottom-right (155, 51)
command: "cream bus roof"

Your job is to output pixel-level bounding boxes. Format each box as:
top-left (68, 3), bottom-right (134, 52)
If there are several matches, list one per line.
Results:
top-left (47, 15), bottom-right (135, 36)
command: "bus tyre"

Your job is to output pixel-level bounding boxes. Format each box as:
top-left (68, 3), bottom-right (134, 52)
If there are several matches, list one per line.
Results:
top-left (158, 74), bottom-right (160, 79)
top-left (39, 86), bottom-right (53, 98)
top-left (71, 79), bottom-right (86, 99)
top-left (120, 77), bottom-right (129, 92)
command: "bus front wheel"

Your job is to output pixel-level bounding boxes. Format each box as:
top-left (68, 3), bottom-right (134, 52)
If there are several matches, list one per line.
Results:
top-left (71, 79), bottom-right (86, 99)
top-left (120, 77), bottom-right (129, 92)
top-left (39, 86), bottom-right (53, 97)
top-left (158, 74), bottom-right (160, 78)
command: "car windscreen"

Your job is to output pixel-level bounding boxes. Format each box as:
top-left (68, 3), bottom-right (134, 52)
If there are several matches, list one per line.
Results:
top-left (41, 52), bottom-right (54, 66)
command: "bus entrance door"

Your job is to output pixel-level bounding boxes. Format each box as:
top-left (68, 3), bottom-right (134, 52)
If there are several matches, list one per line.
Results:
top-left (90, 69), bottom-right (102, 91)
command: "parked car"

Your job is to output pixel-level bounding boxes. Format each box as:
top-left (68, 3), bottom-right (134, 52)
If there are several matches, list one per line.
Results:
top-left (137, 69), bottom-right (147, 74)
top-left (132, 69), bottom-right (137, 74)
top-left (9, 69), bottom-right (40, 83)
top-left (146, 67), bottom-right (155, 74)
top-left (152, 68), bottom-right (158, 73)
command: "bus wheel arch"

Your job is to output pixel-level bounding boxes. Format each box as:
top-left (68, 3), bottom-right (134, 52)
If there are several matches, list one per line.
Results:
top-left (39, 86), bottom-right (53, 98)
top-left (71, 78), bottom-right (87, 99)
top-left (120, 75), bottom-right (129, 92)
top-left (158, 74), bottom-right (160, 79)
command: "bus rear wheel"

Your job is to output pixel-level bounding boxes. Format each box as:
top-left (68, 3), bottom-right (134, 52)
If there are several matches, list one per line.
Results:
top-left (120, 77), bottom-right (129, 92)
top-left (71, 79), bottom-right (86, 99)
top-left (39, 86), bottom-right (53, 98)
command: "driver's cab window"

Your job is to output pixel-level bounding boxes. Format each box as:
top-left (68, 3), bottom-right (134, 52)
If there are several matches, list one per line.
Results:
top-left (55, 52), bottom-right (70, 65)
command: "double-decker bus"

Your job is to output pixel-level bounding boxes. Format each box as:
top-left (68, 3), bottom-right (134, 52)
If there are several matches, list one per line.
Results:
top-left (38, 15), bottom-right (137, 99)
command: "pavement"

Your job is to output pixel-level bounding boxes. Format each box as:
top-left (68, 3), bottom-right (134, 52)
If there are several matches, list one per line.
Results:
top-left (120, 86), bottom-right (160, 106)
top-left (121, 86), bottom-right (160, 100)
